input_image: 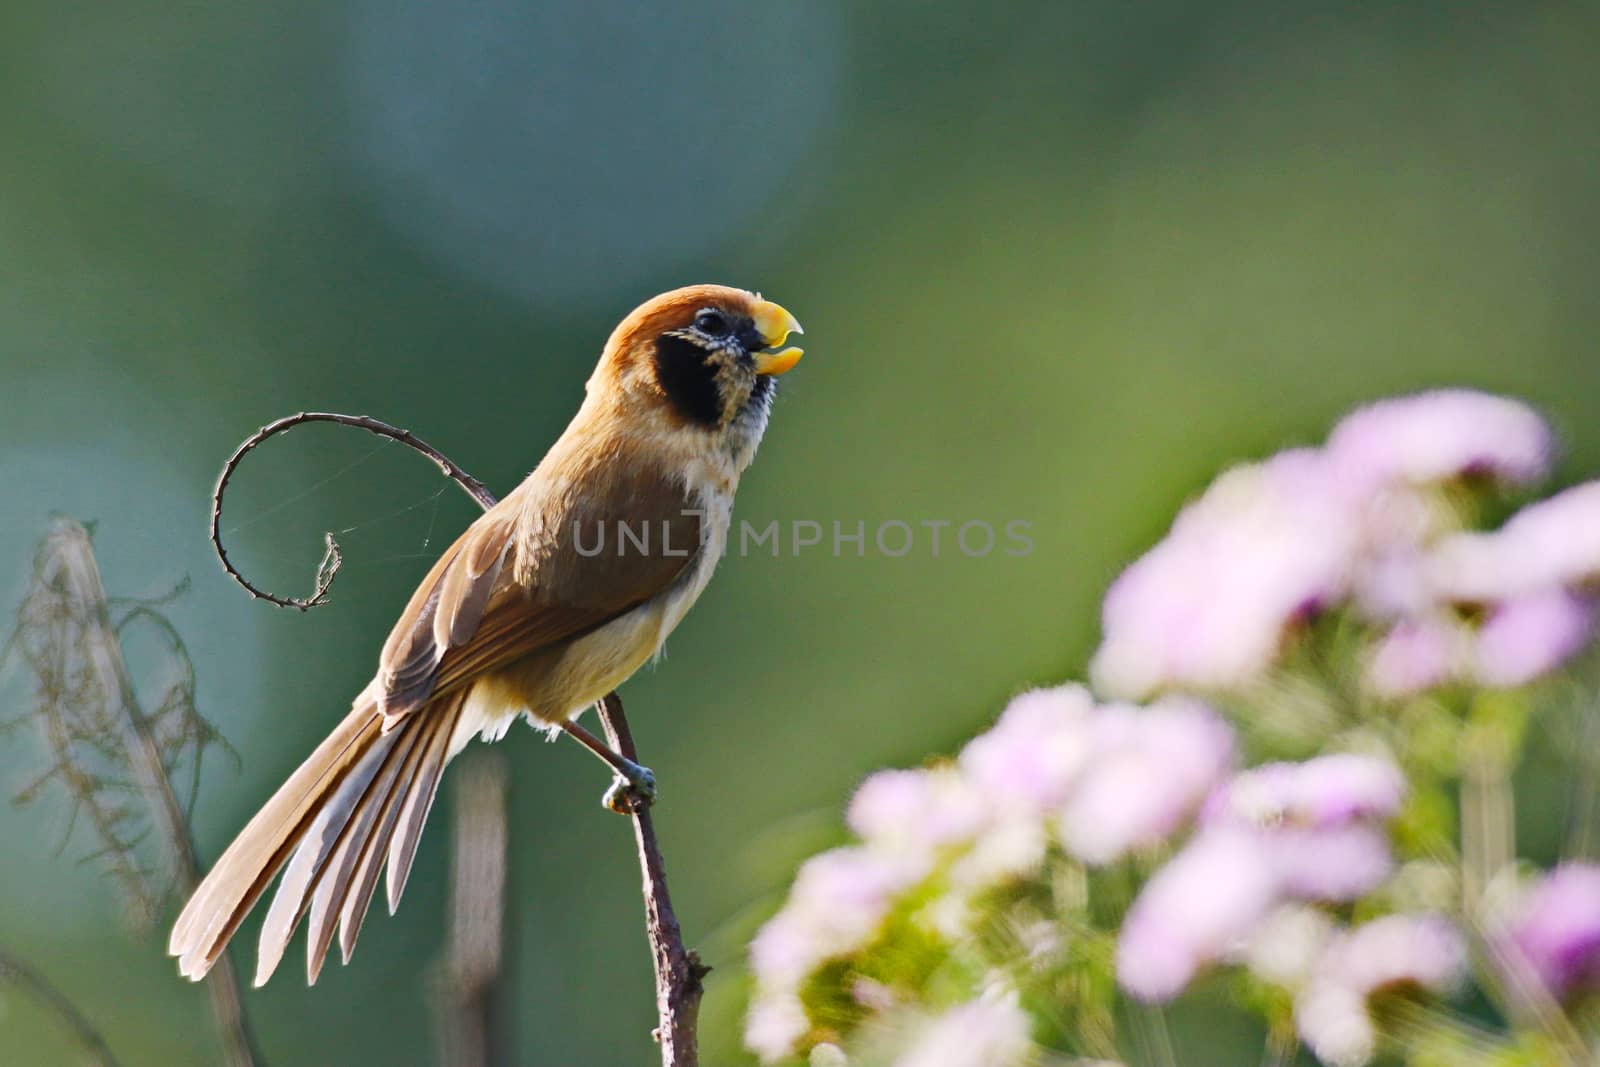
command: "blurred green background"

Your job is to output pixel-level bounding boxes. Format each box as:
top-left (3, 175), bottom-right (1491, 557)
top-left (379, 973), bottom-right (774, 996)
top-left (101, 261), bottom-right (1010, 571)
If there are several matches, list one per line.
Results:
top-left (2, 1), bottom-right (1599, 1063)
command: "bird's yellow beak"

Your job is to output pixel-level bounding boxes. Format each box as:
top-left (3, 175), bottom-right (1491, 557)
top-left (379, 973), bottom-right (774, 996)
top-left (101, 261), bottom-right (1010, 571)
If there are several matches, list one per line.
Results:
top-left (750, 299), bottom-right (804, 376)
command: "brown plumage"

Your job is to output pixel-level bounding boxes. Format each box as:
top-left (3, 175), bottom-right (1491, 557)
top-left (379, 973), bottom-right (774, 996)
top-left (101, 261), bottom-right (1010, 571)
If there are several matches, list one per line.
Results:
top-left (169, 285), bottom-right (803, 986)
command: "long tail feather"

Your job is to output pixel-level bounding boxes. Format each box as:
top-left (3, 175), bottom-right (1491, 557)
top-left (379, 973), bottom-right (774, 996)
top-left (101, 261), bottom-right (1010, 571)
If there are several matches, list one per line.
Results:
top-left (303, 716), bottom-right (429, 982)
top-left (253, 728), bottom-right (404, 985)
top-left (386, 696), bottom-right (461, 914)
top-left (170, 702), bottom-right (381, 980)
top-left (336, 709), bottom-right (444, 965)
top-left (169, 691), bottom-right (467, 985)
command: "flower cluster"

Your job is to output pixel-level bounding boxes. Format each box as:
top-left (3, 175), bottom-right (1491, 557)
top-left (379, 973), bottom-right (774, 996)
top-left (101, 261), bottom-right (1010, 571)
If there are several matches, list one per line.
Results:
top-left (1118, 753), bottom-right (1410, 1002)
top-left (1091, 389), bottom-right (1593, 701)
top-left (746, 391), bottom-right (1600, 1067)
top-left (746, 684), bottom-right (1235, 1064)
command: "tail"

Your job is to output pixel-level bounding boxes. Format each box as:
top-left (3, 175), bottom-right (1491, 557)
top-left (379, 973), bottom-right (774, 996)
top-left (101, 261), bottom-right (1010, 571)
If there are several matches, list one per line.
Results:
top-left (168, 690), bottom-right (466, 986)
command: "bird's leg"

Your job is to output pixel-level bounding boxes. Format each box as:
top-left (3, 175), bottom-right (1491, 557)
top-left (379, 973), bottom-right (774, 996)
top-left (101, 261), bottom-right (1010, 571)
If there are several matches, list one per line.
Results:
top-left (559, 717), bottom-right (657, 814)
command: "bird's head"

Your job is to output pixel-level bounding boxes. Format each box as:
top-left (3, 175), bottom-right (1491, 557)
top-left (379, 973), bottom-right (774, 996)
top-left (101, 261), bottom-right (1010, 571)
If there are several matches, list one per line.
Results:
top-left (592, 284), bottom-right (804, 433)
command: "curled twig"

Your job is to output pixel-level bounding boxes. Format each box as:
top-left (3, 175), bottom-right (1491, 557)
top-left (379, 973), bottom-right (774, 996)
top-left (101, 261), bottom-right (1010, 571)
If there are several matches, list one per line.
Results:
top-left (210, 411), bottom-right (495, 609)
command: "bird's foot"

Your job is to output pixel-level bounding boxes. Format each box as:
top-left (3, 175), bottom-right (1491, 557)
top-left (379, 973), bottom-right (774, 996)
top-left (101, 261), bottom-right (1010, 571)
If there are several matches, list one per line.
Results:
top-left (603, 760), bottom-right (656, 815)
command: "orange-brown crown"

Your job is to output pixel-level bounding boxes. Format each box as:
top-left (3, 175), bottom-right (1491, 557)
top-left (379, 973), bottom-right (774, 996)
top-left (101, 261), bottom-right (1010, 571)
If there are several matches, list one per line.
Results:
top-left (588, 285), bottom-right (802, 412)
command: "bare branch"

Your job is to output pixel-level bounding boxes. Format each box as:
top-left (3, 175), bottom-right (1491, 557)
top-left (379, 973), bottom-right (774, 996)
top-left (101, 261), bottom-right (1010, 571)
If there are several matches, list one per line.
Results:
top-left (209, 411), bottom-right (495, 610)
top-left (597, 692), bottom-right (710, 1067)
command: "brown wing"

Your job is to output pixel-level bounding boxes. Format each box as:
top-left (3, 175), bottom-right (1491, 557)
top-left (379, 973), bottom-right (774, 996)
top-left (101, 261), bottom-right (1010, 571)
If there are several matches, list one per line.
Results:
top-left (374, 493), bottom-right (519, 718)
top-left (374, 450), bottom-right (703, 723)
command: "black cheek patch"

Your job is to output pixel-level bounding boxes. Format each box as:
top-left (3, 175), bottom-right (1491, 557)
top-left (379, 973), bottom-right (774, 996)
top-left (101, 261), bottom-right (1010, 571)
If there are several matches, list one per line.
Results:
top-left (653, 334), bottom-right (723, 428)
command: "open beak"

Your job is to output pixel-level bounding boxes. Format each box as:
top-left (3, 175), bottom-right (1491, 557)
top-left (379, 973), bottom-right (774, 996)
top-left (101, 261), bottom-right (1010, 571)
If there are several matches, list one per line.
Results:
top-left (749, 299), bottom-right (804, 376)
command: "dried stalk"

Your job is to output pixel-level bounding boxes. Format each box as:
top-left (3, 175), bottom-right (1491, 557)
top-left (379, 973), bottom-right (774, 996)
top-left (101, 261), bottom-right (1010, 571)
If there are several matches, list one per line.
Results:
top-left (1, 519), bottom-right (261, 1066)
top-left (439, 752), bottom-right (509, 1067)
top-left (0, 949), bottom-right (123, 1067)
top-left (210, 412), bottom-right (704, 1064)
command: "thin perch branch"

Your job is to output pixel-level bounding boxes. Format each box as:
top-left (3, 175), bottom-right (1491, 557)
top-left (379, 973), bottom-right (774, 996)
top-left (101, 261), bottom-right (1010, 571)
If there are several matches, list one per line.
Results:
top-left (597, 692), bottom-right (710, 1066)
top-left (209, 411), bottom-right (703, 1064)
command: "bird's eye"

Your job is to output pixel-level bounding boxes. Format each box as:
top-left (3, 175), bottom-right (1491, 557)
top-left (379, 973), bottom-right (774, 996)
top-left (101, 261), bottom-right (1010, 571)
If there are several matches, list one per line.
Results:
top-left (694, 309), bottom-right (730, 337)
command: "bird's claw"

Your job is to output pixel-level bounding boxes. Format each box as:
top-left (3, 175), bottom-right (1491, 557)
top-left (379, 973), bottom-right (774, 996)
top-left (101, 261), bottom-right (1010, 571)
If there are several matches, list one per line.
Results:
top-left (603, 763), bottom-right (656, 815)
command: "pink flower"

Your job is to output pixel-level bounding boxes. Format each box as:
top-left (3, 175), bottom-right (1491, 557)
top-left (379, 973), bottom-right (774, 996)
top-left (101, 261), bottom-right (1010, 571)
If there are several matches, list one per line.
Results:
top-left (1092, 450), bottom-right (1358, 699)
top-left (1116, 828), bottom-right (1282, 1001)
top-left (1274, 824), bottom-right (1393, 902)
top-left (959, 685), bottom-right (1095, 813)
top-left (1430, 481), bottom-right (1600, 602)
top-left (1243, 905), bottom-right (1336, 986)
top-left (892, 992), bottom-right (1035, 1067)
top-left (1203, 756), bottom-right (1402, 903)
top-left (1209, 754), bottom-right (1405, 830)
top-left (1325, 389), bottom-right (1553, 493)
top-left (848, 767), bottom-right (987, 853)
top-left (1472, 589), bottom-right (1596, 688)
top-left (1366, 617), bottom-right (1463, 698)
top-left (1059, 698), bottom-right (1234, 864)
top-left (744, 992), bottom-right (810, 1065)
top-left (1504, 863), bottom-right (1600, 1001)
top-left (1295, 915), bottom-right (1467, 1067)
top-left (749, 847), bottom-right (929, 989)
top-left (1285, 754), bottom-right (1407, 827)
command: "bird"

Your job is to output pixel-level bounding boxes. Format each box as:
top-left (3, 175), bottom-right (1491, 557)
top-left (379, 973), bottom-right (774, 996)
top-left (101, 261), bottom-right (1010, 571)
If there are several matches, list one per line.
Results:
top-left (169, 284), bottom-right (803, 987)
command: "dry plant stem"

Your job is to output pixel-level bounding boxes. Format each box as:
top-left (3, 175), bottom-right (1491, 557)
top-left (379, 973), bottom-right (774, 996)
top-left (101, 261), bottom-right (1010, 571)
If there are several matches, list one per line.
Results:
top-left (210, 411), bottom-right (495, 610)
top-left (1457, 715), bottom-right (1587, 1062)
top-left (440, 753), bottom-right (509, 1067)
top-left (60, 524), bottom-right (263, 1067)
top-left (0, 949), bottom-right (123, 1067)
top-left (597, 692), bottom-right (710, 1067)
top-left (210, 411), bottom-right (704, 1064)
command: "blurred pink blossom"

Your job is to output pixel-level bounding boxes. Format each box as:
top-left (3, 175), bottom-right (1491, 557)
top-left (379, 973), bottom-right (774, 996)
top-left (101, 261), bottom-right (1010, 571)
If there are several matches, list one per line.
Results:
top-left (891, 992), bottom-right (1035, 1067)
top-left (848, 767), bottom-right (987, 853)
top-left (958, 685), bottom-right (1095, 813)
top-left (1430, 481), bottom-right (1600, 602)
top-left (1274, 824), bottom-right (1393, 902)
top-left (1092, 450), bottom-right (1357, 700)
top-left (1208, 754), bottom-right (1405, 830)
top-left (1059, 698), bottom-right (1234, 864)
top-left (1472, 588), bottom-right (1596, 688)
top-left (744, 992), bottom-right (810, 1065)
top-left (1201, 756), bottom-right (1402, 904)
top-left (1286, 754), bottom-right (1407, 826)
top-left (1505, 863), bottom-right (1600, 1002)
top-left (1242, 905), bottom-right (1336, 986)
top-left (749, 846), bottom-right (930, 990)
top-left (1295, 915), bottom-right (1467, 1067)
top-left (1346, 486), bottom-right (1442, 620)
top-left (1366, 617), bottom-right (1462, 697)
top-left (1116, 828), bottom-right (1282, 1001)
top-left (1325, 389), bottom-right (1553, 492)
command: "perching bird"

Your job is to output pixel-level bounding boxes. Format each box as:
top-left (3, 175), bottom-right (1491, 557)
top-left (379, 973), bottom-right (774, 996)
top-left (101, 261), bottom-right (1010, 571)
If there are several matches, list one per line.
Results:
top-left (169, 285), bottom-right (803, 986)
